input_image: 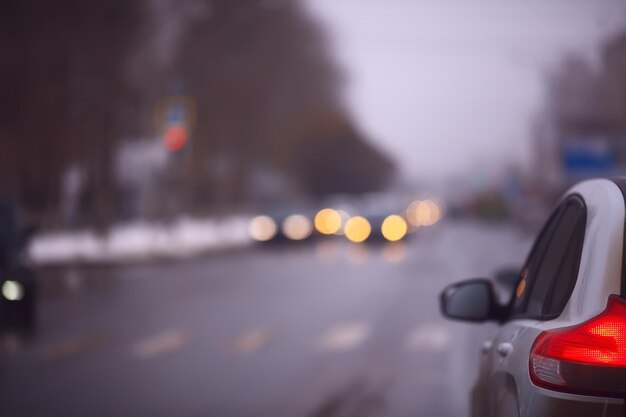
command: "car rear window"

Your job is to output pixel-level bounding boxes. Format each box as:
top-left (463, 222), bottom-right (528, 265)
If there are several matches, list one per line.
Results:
top-left (512, 195), bottom-right (586, 319)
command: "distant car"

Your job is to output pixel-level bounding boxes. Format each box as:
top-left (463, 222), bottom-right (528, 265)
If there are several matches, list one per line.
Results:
top-left (0, 201), bottom-right (36, 332)
top-left (440, 178), bottom-right (626, 417)
top-left (248, 207), bottom-right (315, 244)
top-left (363, 212), bottom-right (409, 243)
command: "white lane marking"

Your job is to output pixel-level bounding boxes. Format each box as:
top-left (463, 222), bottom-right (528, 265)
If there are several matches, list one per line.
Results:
top-left (233, 328), bottom-right (274, 354)
top-left (39, 333), bottom-right (111, 362)
top-left (318, 322), bottom-right (371, 352)
top-left (131, 329), bottom-right (191, 359)
top-left (406, 323), bottom-right (450, 352)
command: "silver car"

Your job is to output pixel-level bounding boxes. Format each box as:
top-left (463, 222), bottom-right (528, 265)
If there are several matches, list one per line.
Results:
top-left (440, 178), bottom-right (626, 417)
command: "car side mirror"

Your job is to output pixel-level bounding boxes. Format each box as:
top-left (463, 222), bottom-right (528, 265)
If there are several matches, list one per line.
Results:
top-left (440, 279), bottom-right (502, 323)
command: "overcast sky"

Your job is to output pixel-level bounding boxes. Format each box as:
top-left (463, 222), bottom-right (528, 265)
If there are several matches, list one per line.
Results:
top-left (305, 0), bottom-right (626, 182)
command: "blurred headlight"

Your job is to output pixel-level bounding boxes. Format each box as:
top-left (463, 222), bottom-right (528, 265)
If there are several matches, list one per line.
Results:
top-left (248, 216), bottom-right (277, 242)
top-left (2, 280), bottom-right (24, 301)
top-left (344, 216), bottom-right (371, 243)
top-left (381, 215), bottom-right (408, 241)
top-left (407, 199), bottom-right (441, 226)
top-left (314, 208), bottom-right (342, 235)
top-left (282, 215), bottom-right (312, 240)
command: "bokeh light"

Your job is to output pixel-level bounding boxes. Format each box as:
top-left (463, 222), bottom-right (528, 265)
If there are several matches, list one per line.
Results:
top-left (344, 216), bottom-right (371, 243)
top-left (248, 216), bottom-right (277, 242)
top-left (314, 208), bottom-right (342, 235)
top-left (407, 199), bottom-right (442, 226)
top-left (2, 280), bottom-right (24, 301)
top-left (406, 201), bottom-right (420, 227)
top-left (163, 125), bottom-right (188, 152)
top-left (282, 215), bottom-right (313, 240)
top-left (381, 215), bottom-right (408, 241)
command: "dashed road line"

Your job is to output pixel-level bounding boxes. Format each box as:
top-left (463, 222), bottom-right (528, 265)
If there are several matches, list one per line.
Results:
top-left (318, 322), bottom-right (371, 352)
top-left (233, 328), bottom-right (275, 354)
top-left (131, 329), bottom-right (191, 360)
top-left (39, 333), bottom-right (111, 362)
top-left (405, 323), bottom-right (450, 352)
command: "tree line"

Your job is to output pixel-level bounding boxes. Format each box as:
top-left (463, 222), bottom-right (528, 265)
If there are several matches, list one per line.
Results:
top-left (0, 0), bottom-right (394, 230)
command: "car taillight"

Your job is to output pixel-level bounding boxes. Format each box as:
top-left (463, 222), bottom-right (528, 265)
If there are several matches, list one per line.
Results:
top-left (529, 295), bottom-right (626, 397)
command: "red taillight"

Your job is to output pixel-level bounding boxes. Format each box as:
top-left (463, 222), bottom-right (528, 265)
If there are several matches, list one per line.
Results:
top-left (529, 295), bottom-right (626, 397)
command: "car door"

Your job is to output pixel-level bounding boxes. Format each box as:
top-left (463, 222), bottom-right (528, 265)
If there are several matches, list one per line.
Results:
top-left (483, 195), bottom-right (587, 417)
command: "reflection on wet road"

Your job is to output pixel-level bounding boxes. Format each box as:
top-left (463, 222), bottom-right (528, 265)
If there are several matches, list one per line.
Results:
top-left (0, 222), bottom-right (531, 417)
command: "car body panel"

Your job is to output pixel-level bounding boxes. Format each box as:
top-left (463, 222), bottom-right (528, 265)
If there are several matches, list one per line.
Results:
top-left (472, 179), bottom-right (626, 417)
top-left (570, 180), bottom-right (623, 321)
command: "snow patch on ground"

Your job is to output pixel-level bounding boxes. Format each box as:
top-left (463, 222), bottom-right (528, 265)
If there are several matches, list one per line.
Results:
top-left (29, 216), bottom-right (252, 265)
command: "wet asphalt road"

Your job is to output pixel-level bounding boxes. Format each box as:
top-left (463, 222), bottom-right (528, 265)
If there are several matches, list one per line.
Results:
top-left (0, 222), bottom-right (531, 417)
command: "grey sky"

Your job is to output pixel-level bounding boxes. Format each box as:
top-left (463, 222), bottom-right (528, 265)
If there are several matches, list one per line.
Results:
top-left (305, 0), bottom-right (626, 181)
